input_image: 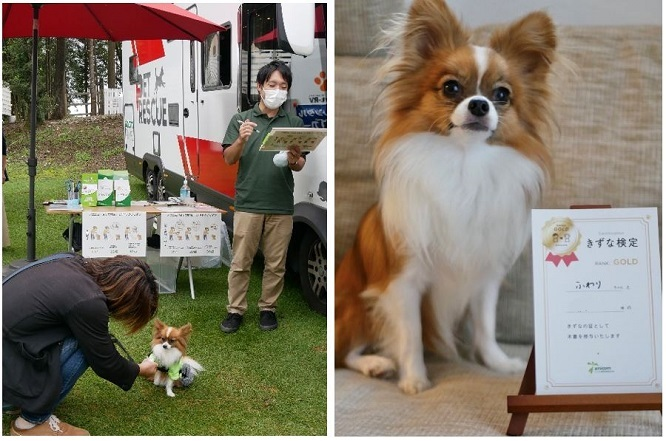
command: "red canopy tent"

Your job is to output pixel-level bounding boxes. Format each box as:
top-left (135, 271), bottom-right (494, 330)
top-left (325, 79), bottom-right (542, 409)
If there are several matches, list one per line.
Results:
top-left (2, 3), bottom-right (223, 41)
top-left (2, 3), bottom-right (226, 262)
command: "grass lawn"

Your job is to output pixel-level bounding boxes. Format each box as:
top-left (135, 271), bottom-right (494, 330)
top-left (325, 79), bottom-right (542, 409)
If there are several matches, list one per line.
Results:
top-left (1, 117), bottom-right (327, 435)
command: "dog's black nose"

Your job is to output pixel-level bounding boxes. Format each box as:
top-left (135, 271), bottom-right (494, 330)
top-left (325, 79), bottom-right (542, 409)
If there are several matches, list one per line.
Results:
top-left (468, 99), bottom-right (489, 117)
top-left (162, 344), bottom-right (169, 349)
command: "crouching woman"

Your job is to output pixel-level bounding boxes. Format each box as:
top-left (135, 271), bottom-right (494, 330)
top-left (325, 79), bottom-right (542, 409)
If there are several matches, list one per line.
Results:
top-left (3, 253), bottom-right (160, 436)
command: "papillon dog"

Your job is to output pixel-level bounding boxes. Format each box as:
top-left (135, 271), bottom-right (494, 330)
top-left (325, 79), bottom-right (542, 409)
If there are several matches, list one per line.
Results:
top-left (335, 0), bottom-right (557, 394)
top-left (149, 319), bottom-right (203, 397)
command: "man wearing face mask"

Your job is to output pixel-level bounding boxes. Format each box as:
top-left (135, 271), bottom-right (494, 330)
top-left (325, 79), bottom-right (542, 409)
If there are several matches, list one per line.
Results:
top-left (220, 61), bottom-right (305, 333)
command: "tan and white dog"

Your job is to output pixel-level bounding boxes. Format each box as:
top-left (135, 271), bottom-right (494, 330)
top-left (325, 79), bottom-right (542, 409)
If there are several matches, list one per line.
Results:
top-left (335, 0), bottom-right (557, 394)
top-left (149, 319), bottom-right (203, 397)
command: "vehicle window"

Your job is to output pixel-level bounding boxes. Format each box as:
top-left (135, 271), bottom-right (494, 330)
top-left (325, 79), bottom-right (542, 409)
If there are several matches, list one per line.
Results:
top-left (240, 4), bottom-right (291, 110)
top-left (203, 24), bottom-right (232, 90)
top-left (128, 55), bottom-right (139, 85)
top-left (189, 41), bottom-right (196, 93)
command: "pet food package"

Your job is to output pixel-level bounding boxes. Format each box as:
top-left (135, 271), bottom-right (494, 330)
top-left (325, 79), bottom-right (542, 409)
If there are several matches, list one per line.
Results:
top-left (97, 169), bottom-right (114, 206)
top-left (114, 170), bottom-right (131, 207)
top-left (80, 173), bottom-right (98, 207)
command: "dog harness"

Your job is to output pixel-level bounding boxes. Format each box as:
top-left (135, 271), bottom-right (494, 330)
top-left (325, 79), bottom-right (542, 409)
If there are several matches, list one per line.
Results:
top-left (149, 353), bottom-right (183, 381)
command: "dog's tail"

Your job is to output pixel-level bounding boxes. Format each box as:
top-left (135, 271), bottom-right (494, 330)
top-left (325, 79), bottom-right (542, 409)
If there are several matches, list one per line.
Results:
top-left (335, 204), bottom-right (397, 368)
top-left (182, 357), bottom-right (204, 375)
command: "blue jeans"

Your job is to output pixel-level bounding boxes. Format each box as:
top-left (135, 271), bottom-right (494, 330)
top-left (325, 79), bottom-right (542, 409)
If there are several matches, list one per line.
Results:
top-left (20, 338), bottom-right (89, 424)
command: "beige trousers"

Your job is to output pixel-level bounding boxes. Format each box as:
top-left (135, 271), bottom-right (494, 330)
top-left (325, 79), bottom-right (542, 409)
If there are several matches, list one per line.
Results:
top-left (227, 211), bottom-right (293, 315)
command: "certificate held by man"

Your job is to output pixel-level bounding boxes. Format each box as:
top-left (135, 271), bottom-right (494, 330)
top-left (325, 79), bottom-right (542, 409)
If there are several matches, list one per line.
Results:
top-left (532, 207), bottom-right (661, 395)
top-left (259, 127), bottom-right (327, 152)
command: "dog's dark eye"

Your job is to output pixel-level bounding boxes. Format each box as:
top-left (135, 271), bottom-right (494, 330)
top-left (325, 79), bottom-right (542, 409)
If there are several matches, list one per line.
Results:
top-left (161, 337), bottom-right (167, 342)
top-left (492, 87), bottom-right (511, 104)
top-left (442, 80), bottom-right (462, 98)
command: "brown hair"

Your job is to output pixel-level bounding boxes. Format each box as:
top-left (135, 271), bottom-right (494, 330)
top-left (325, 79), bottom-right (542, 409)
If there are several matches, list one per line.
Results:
top-left (82, 255), bottom-right (159, 334)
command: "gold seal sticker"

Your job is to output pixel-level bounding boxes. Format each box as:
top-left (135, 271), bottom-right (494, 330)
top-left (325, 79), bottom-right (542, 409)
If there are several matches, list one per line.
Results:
top-left (542, 217), bottom-right (581, 266)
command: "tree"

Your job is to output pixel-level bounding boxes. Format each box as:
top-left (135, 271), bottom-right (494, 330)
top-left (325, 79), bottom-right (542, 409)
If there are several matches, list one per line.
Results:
top-left (108, 41), bottom-right (116, 89)
top-left (3, 37), bottom-right (120, 120)
top-left (88, 39), bottom-right (97, 116)
top-left (2, 39), bottom-right (33, 120)
top-left (68, 39), bottom-right (89, 114)
top-left (52, 38), bottom-right (68, 119)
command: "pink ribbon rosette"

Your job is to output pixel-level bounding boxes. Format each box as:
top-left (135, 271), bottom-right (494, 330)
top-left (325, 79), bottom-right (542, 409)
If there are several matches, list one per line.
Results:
top-left (541, 217), bottom-right (581, 267)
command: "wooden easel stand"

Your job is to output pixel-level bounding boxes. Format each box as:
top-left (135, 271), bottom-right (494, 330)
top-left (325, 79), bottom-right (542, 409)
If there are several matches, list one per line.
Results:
top-left (506, 347), bottom-right (662, 435)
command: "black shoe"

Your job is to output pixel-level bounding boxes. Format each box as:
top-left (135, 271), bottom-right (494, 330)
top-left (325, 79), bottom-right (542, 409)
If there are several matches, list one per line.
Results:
top-left (220, 313), bottom-right (243, 333)
top-left (259, 310), bottom-right (278, 331)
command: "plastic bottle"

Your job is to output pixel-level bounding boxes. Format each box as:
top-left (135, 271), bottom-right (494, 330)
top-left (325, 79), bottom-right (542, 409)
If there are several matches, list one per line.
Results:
top-left (180, 179), bottom-right (190, 200)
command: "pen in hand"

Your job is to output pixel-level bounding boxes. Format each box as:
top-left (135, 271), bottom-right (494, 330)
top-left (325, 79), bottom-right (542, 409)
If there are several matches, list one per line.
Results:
top-left (237, 120), bottom-right (260, 133)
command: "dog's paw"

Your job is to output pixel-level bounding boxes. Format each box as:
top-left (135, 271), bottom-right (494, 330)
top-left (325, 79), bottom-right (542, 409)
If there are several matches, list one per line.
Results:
top-left (487, 356), bottom-right (526, 374)
top-left (166, 389), bottom-right (176, 398)
top-left (398, 375), bottom-right (432, 395)
top-left (356, 355), bottom-right (397, 378)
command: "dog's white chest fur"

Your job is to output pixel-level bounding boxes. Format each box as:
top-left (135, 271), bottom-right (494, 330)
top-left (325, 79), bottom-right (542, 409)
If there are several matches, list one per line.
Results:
top-left (357, 132), bottom-right (546, 393)
top-left (377, 132), bottom-right (545, 275)
top-left (151, 344), bottom-right (183, 369)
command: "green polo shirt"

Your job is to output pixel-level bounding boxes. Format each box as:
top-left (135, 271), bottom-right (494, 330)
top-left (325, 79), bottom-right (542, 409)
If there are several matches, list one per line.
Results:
top-left (223, 104), bottom-right (304, 215)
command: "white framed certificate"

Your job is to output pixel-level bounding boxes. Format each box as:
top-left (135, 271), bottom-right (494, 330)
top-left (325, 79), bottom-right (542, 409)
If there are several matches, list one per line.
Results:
top-left (532, 208), bottom-right (661, 395)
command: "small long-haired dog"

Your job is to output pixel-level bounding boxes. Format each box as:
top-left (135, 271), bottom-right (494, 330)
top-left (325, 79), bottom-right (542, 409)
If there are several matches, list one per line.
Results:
top-left (335, 0), bottom-right (557, 394)
top-left (149, 319), bottom-right (203, 397)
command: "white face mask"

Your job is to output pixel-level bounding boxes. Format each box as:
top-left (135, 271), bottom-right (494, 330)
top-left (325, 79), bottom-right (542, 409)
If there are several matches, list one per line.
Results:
top-left (262, 88), bottom-right (288, 110)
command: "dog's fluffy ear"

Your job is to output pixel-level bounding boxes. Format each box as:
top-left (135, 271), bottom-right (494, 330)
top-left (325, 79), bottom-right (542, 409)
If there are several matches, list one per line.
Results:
top-left (404, 0), bottom-right (469, 60)
top-left (179, 323), bottom-right (193, 342)
top-left (489, 11), bottom-right (557, 77)
top-left (152, 318), bottom-right (165, 337)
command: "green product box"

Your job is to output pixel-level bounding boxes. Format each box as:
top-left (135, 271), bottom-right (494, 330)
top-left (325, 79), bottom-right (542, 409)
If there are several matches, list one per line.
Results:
top-left (97, 169), bottom-right (114, 206)
top-left (114, 170), bottom-right (131, 207)
top-left (80, 173), bottom-right (98, 207)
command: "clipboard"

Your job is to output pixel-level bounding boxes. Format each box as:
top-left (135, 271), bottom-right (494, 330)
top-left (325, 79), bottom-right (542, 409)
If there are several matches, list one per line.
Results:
top-left (259, 127), bottom-right (327, 152)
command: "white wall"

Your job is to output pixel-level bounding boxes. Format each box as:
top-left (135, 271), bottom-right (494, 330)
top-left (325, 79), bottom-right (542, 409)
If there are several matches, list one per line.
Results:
top-left (407, 0), bottom-right (661, 26)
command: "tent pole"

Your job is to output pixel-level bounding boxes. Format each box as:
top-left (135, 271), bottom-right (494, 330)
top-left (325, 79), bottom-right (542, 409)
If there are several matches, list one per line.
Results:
top-left (26, 3), bottom-right (41, 262)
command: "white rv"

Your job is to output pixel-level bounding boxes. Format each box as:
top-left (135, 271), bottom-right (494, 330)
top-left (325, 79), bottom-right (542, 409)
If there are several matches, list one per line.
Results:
top-left (122, 3), bottom-right (327, 314)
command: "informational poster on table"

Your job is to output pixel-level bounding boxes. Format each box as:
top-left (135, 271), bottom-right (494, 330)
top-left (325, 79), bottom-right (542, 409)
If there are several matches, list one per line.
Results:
top-left (532, 207), bottom-right (661, 395)
top-left (160, 212), bottom-right (222, 257)
top-left (82, 211), bottom-right (147, 257)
